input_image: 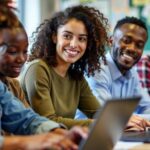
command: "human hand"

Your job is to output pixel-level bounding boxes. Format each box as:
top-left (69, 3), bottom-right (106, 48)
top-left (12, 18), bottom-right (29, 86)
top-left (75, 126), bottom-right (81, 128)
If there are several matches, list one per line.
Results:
top-left (52, 126), bottom-right (88, 148)
top-left (66, 126), bottom-right (88, 144)
top-left (3, 126), bottom-right (88, 150)
top-left (125, 114), bottom-right (150, 132)
top-left (3, 133), bottom-right (64, 150)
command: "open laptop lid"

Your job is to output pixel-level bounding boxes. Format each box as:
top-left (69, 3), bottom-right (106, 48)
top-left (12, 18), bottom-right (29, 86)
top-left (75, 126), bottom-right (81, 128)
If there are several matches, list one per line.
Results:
top-left (79, 96), bottom-right (141, 150)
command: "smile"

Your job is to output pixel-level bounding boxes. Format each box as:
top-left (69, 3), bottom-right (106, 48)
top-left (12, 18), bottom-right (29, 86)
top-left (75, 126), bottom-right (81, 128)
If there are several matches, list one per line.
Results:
top-left (65, 49), bottom-right (79, 57)
top-left (121, 53), bottom-right (134, 62)
top-left (12, 66), bottom-right (22, 72)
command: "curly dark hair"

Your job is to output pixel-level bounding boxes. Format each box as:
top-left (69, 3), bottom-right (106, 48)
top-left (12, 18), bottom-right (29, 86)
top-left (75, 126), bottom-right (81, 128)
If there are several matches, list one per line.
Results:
top-left (29, 5), bottom-right (109, 80)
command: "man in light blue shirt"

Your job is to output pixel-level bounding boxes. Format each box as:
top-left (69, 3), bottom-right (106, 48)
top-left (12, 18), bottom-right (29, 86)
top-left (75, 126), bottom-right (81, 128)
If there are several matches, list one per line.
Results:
top-left (86, 52), bottom-right (150, 113)
top-left (76, 16), bottom-right (150, 119)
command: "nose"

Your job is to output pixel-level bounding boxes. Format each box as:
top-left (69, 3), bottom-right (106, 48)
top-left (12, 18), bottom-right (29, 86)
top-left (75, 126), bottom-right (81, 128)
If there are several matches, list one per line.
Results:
top-left (70, 38), bottom-right (78, 48)
top-left (127, 42), bottom-right (137, 50)
top-left (17, 53), bottom-right (26, 63)
top-left (126, 44), bottom-right (138, 57)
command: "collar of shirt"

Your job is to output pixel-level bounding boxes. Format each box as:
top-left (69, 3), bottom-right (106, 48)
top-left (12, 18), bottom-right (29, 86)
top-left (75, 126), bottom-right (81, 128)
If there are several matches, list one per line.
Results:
top-left (106, 52), bottom-right (134, 81)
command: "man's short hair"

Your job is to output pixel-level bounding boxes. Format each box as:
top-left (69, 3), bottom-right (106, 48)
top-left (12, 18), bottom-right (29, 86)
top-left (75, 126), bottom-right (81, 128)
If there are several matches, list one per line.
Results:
top-left (114, 16), bottom-right (148, 33)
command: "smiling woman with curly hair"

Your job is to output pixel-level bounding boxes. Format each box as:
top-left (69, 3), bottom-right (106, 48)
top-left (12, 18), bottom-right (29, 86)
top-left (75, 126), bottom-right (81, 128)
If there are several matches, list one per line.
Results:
top-left (19, 5), bottom-right (110, 128)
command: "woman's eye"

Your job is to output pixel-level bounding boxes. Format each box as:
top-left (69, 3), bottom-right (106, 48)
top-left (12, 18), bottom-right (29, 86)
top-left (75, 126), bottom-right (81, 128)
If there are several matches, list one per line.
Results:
top-left (63, 34), bottom-right (72, 40)
top-left (7, 47), bottom-right (18, 55)
top-left (79, 37), bottom-right (87, 42)
top-left (7, 51), bottom-right (17, 55)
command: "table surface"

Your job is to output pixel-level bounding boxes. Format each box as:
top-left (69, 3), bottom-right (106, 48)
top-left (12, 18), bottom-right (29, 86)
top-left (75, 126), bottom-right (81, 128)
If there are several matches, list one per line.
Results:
top-left (114, 141), bottom-right (150, 150)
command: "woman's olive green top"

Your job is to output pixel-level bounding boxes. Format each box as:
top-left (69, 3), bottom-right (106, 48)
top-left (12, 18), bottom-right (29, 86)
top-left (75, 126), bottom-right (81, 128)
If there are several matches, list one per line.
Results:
top-left (19, 59), bottom-right (100, 128)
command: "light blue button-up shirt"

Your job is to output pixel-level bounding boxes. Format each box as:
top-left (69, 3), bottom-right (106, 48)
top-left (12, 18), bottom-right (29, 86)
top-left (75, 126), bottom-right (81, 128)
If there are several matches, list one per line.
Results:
top-left (76, 52), bottom-right (150, 119)
top-left (0, 81), bottom-right (60, 148)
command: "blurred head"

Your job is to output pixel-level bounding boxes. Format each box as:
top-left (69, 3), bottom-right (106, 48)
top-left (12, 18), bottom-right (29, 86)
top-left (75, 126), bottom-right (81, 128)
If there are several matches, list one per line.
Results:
top-left (111, 16), bottom-right (148, 74)
top-left (0, 0), bottom-right (28, 78)
top-left (29, 5), bottom-right (109, 80)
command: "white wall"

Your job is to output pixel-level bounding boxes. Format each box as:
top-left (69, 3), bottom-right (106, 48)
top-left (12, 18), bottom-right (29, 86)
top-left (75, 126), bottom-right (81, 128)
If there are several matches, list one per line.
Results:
top-left (24, 0), bottom-right (40, 37)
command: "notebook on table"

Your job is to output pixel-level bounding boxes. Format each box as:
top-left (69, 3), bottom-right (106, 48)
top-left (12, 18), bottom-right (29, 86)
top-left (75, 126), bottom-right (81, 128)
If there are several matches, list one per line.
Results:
top-left (78, 96), bottom-right (141, 150)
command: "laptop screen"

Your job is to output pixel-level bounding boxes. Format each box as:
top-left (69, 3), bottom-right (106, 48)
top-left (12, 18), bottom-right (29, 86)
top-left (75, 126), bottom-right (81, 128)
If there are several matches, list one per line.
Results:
top-left (79, 96), bottom-right (141, 150)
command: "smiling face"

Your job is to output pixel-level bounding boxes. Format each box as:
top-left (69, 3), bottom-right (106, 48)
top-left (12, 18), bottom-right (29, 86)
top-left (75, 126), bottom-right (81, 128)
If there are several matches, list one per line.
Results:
top-left (54, 18), bottom-right (88, 67)
top-left (111, 23), bottom-right (147, 74)
top-left (0, 28), bottom-right (28, 78)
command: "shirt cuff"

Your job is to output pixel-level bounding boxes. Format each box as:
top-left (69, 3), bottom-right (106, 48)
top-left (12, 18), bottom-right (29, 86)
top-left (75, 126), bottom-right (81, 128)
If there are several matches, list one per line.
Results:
top-left (35, 121), bottom-right (66, 134)
top-left (0, 136), bottom-right (4, 149)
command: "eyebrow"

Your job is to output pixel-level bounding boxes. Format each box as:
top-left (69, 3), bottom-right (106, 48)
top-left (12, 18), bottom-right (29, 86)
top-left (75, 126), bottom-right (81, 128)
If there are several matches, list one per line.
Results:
top-left (3, 42), bottom-right (28, 47)
top-left (63, 31), bottom-right (88, 37)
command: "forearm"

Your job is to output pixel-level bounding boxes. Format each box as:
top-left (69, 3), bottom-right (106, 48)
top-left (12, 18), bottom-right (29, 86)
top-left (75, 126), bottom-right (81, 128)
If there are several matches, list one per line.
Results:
top-left (49, 116), bottom-right (92, 129)
top-left (2, 136), bottom-right (24, 150)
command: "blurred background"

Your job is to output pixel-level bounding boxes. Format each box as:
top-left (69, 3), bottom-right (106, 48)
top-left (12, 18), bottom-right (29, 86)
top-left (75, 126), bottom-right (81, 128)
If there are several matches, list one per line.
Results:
top-left (13, 0), bottom-right (150, 53)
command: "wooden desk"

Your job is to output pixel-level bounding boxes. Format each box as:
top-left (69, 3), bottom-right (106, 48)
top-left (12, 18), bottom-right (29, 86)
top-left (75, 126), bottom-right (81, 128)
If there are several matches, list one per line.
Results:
top-left (114, 141), bottom-right (150, 150)
top-left (130, 144), bottom-right (150, 150)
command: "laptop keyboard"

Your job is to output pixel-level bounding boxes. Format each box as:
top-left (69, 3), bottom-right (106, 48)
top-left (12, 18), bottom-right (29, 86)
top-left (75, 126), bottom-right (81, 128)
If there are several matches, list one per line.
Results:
top-left (120, 131), bottom-right (150, 142)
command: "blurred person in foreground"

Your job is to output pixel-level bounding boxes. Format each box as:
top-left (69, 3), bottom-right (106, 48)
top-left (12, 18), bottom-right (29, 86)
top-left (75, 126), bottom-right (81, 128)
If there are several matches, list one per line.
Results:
top-left (0, 0), bottom-right (88, 149)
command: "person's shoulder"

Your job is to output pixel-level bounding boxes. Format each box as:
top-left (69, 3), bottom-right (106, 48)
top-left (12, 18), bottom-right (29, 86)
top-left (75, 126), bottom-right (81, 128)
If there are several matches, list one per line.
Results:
top-left (101, 61), bottom-right (110, 72)
top-left (6, 77), bottom-right (20, 86)
top-left (26, 59), bottom-right (43, 66)
top-left (25, 59), bottom-right (50, 70)
top-left (6, 78), bottom-right (24, 94)
top-left (131, 67), bottom-right (140, 79)
top-left (95, 61), bottom-right (111, 79)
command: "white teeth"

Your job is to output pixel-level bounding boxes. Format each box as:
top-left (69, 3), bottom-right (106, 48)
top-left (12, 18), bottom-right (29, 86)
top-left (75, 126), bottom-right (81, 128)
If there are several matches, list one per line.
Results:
top-left (122, 53), bottom-right (133, 61)
top-left (123, 54), bottom-right (132, 59)
top-left (65, 49), bottom-right (78, 56)
top-left (13, 67), bottom-right (21, 71)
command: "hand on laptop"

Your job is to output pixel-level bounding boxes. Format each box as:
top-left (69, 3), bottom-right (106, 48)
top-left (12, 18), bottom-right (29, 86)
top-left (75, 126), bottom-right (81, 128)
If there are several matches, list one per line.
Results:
top-left (51, 126), bottom-right (88, 149)
top-left (54, 126), bottom-right (88, 143)
top-left (125, 115), bottom-right (150, 132)
top-left (6, 126), bottom-right (88, 150)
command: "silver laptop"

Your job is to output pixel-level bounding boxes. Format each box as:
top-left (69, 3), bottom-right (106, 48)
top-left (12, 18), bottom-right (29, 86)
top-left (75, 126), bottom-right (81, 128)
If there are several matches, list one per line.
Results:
top-left (79, 96), bottom-right (141, 150)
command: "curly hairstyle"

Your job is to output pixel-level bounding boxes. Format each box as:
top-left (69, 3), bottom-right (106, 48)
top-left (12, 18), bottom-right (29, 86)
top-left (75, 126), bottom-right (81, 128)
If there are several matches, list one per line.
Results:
top-left (29, 5), bottom-right (109, 80)
top-left (0, 0), bottom-right (20, 28)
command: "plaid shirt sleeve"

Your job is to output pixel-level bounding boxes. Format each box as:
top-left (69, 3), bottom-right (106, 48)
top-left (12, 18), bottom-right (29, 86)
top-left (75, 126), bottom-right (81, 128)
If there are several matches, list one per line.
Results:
top-left (136, 55), bottom-right (150, 96)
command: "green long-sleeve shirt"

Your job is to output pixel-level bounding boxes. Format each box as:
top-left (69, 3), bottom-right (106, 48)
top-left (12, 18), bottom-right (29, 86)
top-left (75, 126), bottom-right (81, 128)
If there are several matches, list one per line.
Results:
top-left (19, 59), bottom-right (101, 128)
